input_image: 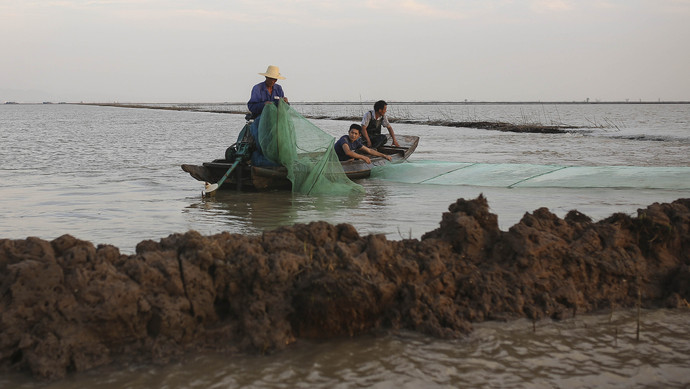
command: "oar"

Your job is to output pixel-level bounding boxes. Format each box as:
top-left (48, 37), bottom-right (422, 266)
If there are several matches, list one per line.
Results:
top-left (203, 158), bottom-right (242, 195)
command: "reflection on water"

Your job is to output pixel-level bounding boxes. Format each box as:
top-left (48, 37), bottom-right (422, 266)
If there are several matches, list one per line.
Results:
top-left (5, 309), bottom-right (689, 388)
top-left (184, 187), bottom-right (372, 236)
top-left (185, 191), bottom-right (300, 235)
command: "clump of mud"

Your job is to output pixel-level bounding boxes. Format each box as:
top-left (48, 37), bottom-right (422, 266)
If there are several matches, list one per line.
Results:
top-left (1, 195), bottom-right (688, 379)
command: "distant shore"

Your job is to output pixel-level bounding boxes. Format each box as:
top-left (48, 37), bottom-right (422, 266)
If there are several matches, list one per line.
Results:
top-left (78, 102), bottom-right (582, 134)
top-left (10, 100), bottom-right (685, 133)
top-left (5, 100), bottom-right (690, 105)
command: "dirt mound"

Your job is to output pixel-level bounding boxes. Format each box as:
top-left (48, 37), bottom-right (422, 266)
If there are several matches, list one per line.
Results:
top-left (1, 195), bottom-right (688, 379)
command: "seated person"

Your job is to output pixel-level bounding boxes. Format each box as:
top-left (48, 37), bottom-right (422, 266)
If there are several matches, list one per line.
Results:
top-left (361, 99), bottom-right (400, 149)
top-left (334, 124), bottom-right (393, 164)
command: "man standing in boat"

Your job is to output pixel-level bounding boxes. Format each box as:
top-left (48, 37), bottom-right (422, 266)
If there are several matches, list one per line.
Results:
top-left (361, 100), bottom-right (400, 149)
top-left (248, 65), bottom-right (288, 118)
top-left (246, 65), bottom-right (288, 166)
top-left (335, 124), bottom-right (392, 164)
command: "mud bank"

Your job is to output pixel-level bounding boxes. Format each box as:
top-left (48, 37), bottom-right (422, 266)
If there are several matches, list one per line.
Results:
top-left (83, 103), bottom-right (577, 133)
top-left (1, 196), bottom-right (689, 379)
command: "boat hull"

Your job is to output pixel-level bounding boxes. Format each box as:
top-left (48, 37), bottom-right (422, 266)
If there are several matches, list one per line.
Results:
top-left (182, 135), bottom-right (419, 191)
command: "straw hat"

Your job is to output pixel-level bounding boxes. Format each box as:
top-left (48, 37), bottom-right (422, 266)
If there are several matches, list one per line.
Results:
top-left (258, 65), bottom-right (286, 80)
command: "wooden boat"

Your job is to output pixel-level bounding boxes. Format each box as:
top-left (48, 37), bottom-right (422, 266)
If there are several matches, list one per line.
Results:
top-left (181, 134), bottom-right (419, 191)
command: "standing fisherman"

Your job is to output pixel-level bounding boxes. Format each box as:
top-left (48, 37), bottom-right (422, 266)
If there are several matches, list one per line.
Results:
top-left (247, 65), bottom-right (289, 118)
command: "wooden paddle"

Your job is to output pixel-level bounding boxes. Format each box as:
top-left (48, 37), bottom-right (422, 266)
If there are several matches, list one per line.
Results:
top-left (203, 158), bottom-right (242, 195)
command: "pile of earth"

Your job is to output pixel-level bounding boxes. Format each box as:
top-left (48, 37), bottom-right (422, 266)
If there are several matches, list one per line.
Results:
top-left (1, 195), bottom-right (688, 379)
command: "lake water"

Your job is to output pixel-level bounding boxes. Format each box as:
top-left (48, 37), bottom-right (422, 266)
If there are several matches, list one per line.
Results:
top-left (1, 102), bottom-right (689, 387)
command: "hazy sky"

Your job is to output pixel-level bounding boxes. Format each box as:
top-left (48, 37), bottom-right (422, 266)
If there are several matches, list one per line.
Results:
top-left (1, 0), bottom-right (689, 103)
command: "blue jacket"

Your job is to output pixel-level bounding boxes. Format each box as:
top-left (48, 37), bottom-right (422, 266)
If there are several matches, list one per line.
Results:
top-left (247, 82), bottom-right (285, 117)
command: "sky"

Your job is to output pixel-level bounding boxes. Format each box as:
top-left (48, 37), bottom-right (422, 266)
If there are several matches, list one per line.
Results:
top-left (1, 0), bottom-right (689, 103)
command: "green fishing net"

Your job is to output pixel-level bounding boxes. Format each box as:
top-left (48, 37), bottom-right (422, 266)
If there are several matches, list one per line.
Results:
top-left (372, 161), bottom-right (690, 190)
top-left (257, 100), bottom-right (364, 195)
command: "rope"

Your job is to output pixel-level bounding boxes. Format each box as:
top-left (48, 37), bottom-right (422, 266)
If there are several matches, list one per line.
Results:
top-left (418, 163), bottom-right (478, 184)
top-left (507, 166), bottom-right (568, 188)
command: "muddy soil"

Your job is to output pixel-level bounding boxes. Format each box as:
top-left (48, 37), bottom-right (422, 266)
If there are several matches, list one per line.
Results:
top-left (1, 196), bottom-right (688, 379)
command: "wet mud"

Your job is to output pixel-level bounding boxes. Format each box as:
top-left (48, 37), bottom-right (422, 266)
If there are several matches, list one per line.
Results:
top-left (1, 196), bottom-right (688, 379)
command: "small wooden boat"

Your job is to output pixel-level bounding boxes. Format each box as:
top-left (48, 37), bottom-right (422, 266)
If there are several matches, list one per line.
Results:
top-left (182, 134), bottom-right (419, 191)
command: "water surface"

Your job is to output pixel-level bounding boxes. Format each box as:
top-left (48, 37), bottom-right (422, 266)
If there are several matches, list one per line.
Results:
top-left (1, 103), bottom-right (689, 386)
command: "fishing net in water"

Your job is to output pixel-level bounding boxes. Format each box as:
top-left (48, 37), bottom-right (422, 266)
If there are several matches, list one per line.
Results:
top-left (372, 161), bottom-right (690, 190)
top-left (256, 100), bottom-right (364, 195)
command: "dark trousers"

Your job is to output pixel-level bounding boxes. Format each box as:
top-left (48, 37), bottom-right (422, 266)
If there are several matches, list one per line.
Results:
top-left (370, 134), bottom-right (387, 150)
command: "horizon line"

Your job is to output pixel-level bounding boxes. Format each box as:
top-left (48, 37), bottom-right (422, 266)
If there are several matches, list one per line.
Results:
top-left (5, 100), bottom-right (690, 106)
